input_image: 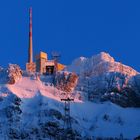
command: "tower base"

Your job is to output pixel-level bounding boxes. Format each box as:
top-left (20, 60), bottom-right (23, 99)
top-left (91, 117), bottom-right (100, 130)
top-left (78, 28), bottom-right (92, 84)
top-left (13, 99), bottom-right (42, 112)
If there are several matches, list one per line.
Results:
top-left (26, 62), bottom-right (36, 73)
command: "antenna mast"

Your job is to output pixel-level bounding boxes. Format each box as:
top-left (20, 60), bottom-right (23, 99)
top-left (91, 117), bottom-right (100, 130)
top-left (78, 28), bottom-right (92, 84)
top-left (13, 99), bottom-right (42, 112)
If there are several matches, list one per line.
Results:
top-left (26, 7), bottom-right (36, 72)
top-left (28, 7), bottom-right (33, 63)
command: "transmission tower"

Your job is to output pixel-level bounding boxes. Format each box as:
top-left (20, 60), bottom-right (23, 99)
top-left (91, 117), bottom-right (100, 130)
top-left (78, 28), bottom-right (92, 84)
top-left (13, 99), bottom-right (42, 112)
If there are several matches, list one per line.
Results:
top-left (61, 97), bottom-right (74, 130)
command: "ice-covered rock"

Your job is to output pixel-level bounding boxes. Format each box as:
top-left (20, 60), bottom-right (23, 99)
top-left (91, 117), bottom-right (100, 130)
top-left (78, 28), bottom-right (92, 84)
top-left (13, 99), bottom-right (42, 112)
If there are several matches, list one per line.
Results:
top-left (66, 52), bottom-right (140, 107)
top-left (66, 52), bottom-right (138, 77)
top-left (0, 64), bottom-right (22, 85)
top-left (7, 64), bottom-right (22, 84)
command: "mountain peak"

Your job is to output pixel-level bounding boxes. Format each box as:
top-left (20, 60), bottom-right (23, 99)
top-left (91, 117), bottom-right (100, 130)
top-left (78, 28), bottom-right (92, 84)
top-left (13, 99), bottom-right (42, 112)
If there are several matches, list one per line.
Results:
top-left (93, 52), bottom-right (114, 62)
top-left (66, 52), bottom-right (138, 77)
top-left (99, 52), bottom-right (114, 62)
top-left (79, 56), bottom-right (87, 61)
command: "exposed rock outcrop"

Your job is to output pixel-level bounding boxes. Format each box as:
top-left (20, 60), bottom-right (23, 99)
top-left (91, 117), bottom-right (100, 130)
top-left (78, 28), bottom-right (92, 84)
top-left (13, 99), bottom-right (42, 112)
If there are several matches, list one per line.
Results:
top-left (55, 71), bottom-right (78, 93)
top-left (7, 64), bottom-right (22, 84)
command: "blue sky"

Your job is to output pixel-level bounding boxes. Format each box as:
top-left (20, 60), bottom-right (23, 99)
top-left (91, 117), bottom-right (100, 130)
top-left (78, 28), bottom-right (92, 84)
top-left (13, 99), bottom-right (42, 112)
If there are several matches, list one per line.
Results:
top-left (0, 0), bottom-right (140, 71)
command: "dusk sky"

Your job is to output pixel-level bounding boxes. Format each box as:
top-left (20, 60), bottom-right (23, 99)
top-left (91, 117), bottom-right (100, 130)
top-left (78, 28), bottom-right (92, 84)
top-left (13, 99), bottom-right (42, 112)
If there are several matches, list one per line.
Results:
top-left (0, 0), bottom-right (140, 71)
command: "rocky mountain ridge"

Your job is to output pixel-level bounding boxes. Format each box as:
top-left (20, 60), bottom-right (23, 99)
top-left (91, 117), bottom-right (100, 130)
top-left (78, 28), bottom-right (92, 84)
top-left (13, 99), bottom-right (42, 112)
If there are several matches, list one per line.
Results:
top-left (66, 52), bottom-right (138, 77)
top-left (66, 52), bottom-right (140, 107)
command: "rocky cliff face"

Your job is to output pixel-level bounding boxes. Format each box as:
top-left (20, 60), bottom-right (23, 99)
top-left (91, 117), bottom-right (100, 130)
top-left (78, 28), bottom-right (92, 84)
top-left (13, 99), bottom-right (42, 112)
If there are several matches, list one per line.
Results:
top-left (66, 52), bottom-right (140, 107)
top-left (55, 71), bottom-right (78, 93)
top-left (0, 64), bottom-right (22, 85)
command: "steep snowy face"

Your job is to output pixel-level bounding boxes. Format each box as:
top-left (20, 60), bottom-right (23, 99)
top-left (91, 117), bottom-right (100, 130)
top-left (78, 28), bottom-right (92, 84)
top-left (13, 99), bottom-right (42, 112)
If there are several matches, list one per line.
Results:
top-left (66, 52), bottom-right (140, 107)
top-left (66, 52), bottom-right (138, 77)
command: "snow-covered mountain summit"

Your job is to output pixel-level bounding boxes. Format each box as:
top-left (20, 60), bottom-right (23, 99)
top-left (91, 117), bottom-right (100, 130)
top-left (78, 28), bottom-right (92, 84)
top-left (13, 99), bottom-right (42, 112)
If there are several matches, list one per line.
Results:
top-left (66, 52), bottom-right (140, 107)
top-left (0, 54), bottom-right (140, 139)
top-left (66, 52), bottom-right (138, 77)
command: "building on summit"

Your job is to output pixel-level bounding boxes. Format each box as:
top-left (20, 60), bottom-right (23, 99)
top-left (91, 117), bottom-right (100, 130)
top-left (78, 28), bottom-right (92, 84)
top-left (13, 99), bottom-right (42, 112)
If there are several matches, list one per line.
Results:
top-left (26, 7), bottom-right (65, 75)
top-left (35, 51), bottom-right (65, 75)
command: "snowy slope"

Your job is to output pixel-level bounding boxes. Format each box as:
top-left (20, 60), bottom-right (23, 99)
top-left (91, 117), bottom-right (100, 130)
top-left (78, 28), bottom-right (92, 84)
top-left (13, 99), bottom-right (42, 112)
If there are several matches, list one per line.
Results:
top-left (0, 76), bottom-right (139, 139)
top-left (0, 53), bottom-right (140, 139)
top-left (66, 52), bottom-right (140, 107)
